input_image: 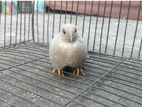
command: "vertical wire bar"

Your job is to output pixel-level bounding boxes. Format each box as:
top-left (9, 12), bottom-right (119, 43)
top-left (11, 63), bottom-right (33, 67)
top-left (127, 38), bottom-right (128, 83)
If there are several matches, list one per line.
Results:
top-left (113, 1), bottom-right (122, 56)
top-left (9, 1), bottom-right (13, 45)
top-left (99, 1), bottom-right (107, 53)
top-left (36, 1), bottom-right (39, 42)
top-left (130, 1), bottom-right (141, 58)
top-left (19, 1), bottom-right (22, 43)
top-left (28, 13), bottom-right (31, 41)
top-left (105, 1), bottom-right (113, 53)
top-left (0, 1), bottom-right (2, 45)
top-left (138, 38), bottom-right (142, 59)
top-left (93, 1), bottom-right (100, 51)
top-left (28, 2), bottom-right (31, 41)
top-left (70, 1), bottom-right (73, 23)
top-left (42, 1), bottom-right (45, 43)
top-left (87, 1), bottom-right (93, 49)
top-left (122, 1), bottom-right (131, 57)
top-left (4, 1), bottom-right (7, 48)
top-left (24, 2), bottom-right (26, 42)
top-left (75, 1), bottom-right (79, 26)
top-left (47, 1), bottom-right (50, 44)
top-left (52, 1), bottom-right (56, 38)
top-left (65, 1), bottom-right (68, 24)
top-left (32, 1), bottom-right (35, 41)
top-left (15, 1), bottom-right (19, 45)
top-left (59, 1), bottom-right (62, 32)
top-left (81, 1), bottom-right (87, 37)
top-left (0, 1), bottom-right (2, 25)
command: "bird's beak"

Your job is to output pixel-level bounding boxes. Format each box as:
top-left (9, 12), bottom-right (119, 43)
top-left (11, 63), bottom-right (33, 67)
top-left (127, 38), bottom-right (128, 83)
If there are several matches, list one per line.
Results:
top-left (70, 34), bottom-right (73, 42)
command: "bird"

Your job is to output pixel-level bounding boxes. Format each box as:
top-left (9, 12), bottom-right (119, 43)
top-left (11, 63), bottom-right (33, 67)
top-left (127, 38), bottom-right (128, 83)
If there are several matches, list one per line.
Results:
top-left (49, 24), bottom-right (87, 76)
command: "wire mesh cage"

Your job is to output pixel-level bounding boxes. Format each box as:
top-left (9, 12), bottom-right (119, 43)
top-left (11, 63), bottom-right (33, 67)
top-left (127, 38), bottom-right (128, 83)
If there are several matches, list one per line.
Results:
top-left (0, 1), bottom-right (142, 107)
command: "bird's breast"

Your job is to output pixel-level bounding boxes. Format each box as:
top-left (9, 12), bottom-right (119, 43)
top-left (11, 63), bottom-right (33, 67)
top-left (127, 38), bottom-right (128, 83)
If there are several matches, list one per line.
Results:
top-left (57, 41), bottom-right (86, 65)
top-left (58, 41), bottom-right (82, 53)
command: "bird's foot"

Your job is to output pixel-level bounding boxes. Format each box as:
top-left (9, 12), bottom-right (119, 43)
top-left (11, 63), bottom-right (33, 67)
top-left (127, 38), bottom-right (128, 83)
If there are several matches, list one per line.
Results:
top-left (52, 68), bottom-right (64, 76)
top-left (73, 66), bottom-right (85, 76)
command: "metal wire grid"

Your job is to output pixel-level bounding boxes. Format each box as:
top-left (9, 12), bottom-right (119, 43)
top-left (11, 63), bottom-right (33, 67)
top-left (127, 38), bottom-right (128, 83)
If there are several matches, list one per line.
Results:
top-left (34, 1), bottom-right (142, 59)
top-left (0, 1), bottom-right (142, 107)
top-left (0, 1), bottom-right (142, 59)
top-left (0, 42), bottom-right (141, 107)
top-left (0, 1), bottom-right (33, 47)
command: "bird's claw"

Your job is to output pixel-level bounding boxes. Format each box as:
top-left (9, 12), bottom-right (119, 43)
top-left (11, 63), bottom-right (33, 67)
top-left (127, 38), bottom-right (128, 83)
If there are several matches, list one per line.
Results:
top-left (52, 68), bottom-right (64, 77)
top-left (73, 67), bottom-right (85, 76)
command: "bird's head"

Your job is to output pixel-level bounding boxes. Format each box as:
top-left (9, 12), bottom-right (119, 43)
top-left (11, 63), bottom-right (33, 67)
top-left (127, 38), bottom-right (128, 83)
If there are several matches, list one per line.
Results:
top-left (60, 24), bottom-right (78, 42)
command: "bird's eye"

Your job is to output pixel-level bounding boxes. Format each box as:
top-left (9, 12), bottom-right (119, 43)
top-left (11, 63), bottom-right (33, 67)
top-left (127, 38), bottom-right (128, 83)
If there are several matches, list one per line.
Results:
top-left (75, 28), bottom-right (77, 33)
top-left (63, 29), bottom-right (65, 34)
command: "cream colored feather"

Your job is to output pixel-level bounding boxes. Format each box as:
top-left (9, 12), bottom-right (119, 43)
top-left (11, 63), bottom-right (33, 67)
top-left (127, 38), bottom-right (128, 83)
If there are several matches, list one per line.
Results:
top-left (49, 24), bottom-right (87, 70)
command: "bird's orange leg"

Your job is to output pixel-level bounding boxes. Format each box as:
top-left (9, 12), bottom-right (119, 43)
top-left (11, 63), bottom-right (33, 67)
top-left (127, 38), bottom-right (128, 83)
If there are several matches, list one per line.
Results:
top-left (52, 68), bottom-right (64, 76)
top-left (73, 66), bottom-right (85, 76)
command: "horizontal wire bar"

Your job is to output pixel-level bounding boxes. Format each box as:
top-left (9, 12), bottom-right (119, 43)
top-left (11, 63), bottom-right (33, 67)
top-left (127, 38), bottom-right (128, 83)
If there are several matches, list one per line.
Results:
top-left (106, 74), bottom-right (142, 87)
top-left (110, 70), bottom-right (142, 82)
top-left (88, 55), bottom-right (121, 64)
top-left (90, 85), bottom-right (142, 105)
top-left (14, 65), bottom-right (83, 91)
top-left (17, 47), bottom-right (48, 56)
top-left (63, 58), bottom-right (125, 106)
top-left (86, 90), bottom-right (128, 107)
top-left (0, 75), bottom-right (63, 106)
top-left (78, 95), bottom-right (109, 107)
top-left (32, 60), bottom-right (95, 84)
top-left (85, 60), bottom-right (116, 70)
top-left (1, 50), bottom-right (37, 59)
top-left (0, 57), bottom-right (24, 65)
top-left (103, 77), bottom-right (142, 91)
top-left (1, 69), bottom-right (70, 100)
top-left (0, 56), bottom-right (47, 72)
top-left (89, 50), bottom-right (142, 62)
top-left (26, 62), bottom-right (90, 86)
top-left (116, 65), bottom-right (142, 76)
top-left (0, 42), bottom-right (141, 106)
top-left (17, 44), bottom-right (48, 52)
top-left (42, 54), bottom-right (116, 70)
top-left (0, 53), bottom-right (29, 62)
top-left (0, 52), bottom-right (46, 71)
top-left (0, 59), bottom-right (17, 66)
top-left (9, 68), bottom-right (76, 96)
top-left (0, 47), bottom-right (44, 58)
top-left (37, 56), bottom-right (142, 92)
top-left (96, 81), bottom-right (142, 99)
top-left (85, 59), bottom-right (142, 82)
top-left (89, 54), bottom-right (142, 66)
top-left (84, 66), bottom-right (142, 91)
top-left (4, 42), bottom-right (48, 53)
top-left (11, 48), bottom-right (47, 57)
top-left (83, 64), bottom-right (141, 90)
top-left (120, 61), bottom-right (142, 68)
top-left (21, 53), bottom-right (136, 94)
top-left (17, 44), bottom-right (50, 53)
top-left (0, 87), bottom-right (36, 106)
top-left (0, 40), bottom-right (33, 51)
top-left (72, 101), bottom-right (88, 107)
top-left (85, 59), bottom-right (142, 83)
top-left (89, 52), bottom-right (122, 60)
